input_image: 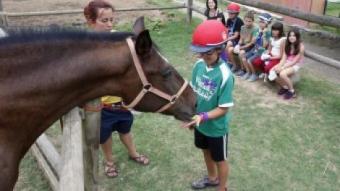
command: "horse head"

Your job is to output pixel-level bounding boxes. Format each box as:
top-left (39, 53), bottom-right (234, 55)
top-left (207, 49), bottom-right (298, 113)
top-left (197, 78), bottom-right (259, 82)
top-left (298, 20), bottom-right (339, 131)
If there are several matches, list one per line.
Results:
top-left (120, 17), bottom-right (196, 121)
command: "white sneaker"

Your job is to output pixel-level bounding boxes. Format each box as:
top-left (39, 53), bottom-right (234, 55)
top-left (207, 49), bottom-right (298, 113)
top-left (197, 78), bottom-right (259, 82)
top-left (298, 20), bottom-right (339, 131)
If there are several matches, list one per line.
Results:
top-left (241, 72), bottom-right (250, 80)
top-left (247, 74), bottom-right (258, 82)
top-left (258, 73), bottom-right (265, 79)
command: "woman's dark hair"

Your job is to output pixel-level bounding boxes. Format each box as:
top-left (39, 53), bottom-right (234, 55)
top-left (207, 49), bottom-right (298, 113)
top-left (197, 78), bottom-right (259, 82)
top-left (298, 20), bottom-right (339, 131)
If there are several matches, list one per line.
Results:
top-left (206, 0), bottom-right (218, 11)
top-left (84, 0), bottom-right (115, 23)
top-left (285, 28), bottom-right (301, 56)
top-left (271, 22), bottom-right (285, 38)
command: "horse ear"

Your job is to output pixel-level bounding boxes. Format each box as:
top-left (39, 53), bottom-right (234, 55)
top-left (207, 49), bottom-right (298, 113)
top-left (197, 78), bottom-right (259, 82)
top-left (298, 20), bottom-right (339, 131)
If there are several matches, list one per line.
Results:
top-left (133, 16), bottom-right (145, 36)
top-left (135, 30), bottom-right (152, 56)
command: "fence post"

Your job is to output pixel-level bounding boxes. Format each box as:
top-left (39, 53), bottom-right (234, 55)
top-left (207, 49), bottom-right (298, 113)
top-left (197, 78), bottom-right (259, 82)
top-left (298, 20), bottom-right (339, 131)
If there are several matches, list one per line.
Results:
top-left (0, 0), bottom-right (4, 27)
top-left (82, 99), bottom-right (101, 191)
top-left (187, 0), bottom-right (193, 23)
top-left (59, 107), bottom-right (84, 191)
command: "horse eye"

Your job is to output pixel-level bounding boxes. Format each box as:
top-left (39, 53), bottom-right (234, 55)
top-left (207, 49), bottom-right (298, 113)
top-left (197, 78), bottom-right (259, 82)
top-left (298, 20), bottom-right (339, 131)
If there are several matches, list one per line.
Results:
top-left (161, 69), bottom-right (172, 78)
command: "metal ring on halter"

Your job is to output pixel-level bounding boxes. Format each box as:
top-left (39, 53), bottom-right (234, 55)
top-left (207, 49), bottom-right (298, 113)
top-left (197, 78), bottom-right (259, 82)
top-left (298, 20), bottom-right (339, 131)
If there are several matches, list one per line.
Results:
top-left (170, 96), bottom-right (178, 104)
top-left (143, 84), bottom-right (152, 93)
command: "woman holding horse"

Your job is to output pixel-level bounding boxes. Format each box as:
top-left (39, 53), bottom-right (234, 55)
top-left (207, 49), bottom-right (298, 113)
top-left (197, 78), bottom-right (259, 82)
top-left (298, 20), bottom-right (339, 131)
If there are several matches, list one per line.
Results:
top-left (84, 0), bottom-right (149, 178)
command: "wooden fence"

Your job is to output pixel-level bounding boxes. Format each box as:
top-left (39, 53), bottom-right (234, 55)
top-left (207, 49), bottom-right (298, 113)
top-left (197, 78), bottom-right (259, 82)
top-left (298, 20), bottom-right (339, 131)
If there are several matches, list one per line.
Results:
top-left (0, 5), bottom-right (188, 27)
top-left (32, 108), bottom-right (84, 191)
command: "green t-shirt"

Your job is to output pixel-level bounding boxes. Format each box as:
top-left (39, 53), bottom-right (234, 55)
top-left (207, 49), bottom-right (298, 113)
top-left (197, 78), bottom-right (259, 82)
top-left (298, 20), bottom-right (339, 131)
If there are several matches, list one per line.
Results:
top-left (191, 59), bottom-right (234, 137)
top-left (240, 24), bottom-right (259, 44)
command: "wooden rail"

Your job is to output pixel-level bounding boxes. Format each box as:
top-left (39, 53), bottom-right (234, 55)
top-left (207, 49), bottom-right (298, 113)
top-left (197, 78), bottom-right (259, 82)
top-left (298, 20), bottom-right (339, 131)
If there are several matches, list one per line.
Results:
top-left (226, 0), bottom-right (340, 28)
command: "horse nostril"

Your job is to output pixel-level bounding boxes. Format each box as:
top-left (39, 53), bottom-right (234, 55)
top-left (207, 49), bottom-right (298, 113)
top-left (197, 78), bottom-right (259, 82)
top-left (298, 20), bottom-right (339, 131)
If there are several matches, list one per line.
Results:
top-left (195, 103), bottom-right (197, 108)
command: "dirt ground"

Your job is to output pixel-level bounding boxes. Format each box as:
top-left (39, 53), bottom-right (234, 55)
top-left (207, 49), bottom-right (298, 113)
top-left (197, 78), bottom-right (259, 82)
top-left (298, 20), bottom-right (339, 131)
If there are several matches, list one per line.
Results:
top-left (3, 0), bottom-right (161, 28)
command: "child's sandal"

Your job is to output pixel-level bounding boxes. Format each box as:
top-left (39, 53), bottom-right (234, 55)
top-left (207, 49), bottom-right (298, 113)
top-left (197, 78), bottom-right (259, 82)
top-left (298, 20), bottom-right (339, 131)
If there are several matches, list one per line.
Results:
top-left (104, 161), bottom-right (118, 178)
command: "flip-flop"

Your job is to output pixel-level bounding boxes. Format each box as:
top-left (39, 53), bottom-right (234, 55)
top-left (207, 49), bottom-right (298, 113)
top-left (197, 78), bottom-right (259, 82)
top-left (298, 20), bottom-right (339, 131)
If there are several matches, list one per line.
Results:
top-left (129, 154), bottom-right (150, 165)
top-left (104, 161), bottom-right (118, 178)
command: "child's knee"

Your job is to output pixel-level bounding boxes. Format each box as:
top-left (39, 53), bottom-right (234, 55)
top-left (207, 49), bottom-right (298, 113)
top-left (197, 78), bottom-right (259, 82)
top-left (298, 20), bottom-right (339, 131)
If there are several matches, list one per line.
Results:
top-left (279, 71), bottom-right (288, 78)
top-left (228, 47), bottom-right (234, 53)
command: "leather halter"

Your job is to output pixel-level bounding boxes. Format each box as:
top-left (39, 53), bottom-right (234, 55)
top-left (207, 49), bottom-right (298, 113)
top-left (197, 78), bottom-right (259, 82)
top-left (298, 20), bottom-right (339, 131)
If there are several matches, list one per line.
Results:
top-left (123, 38), bottom-right (189, 113)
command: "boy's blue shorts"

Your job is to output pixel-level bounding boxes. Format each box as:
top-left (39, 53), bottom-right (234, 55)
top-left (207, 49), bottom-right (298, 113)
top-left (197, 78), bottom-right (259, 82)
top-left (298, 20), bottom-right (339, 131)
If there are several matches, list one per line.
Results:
top-left (100, 108), bottom-right (133, 144)
top-left (244, 47), bottom-right (258, 60)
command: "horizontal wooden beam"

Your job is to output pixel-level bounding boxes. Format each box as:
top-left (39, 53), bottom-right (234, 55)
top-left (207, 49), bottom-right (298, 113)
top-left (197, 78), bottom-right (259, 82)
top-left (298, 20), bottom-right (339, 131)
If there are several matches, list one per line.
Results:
top-left (0, 5), bottom-right (186, 17)
top-left (226, 0), bottom-right (340, 28)
top-left (305, 50), bottom-right (340, 69)
top-left (35, 133), bottom-right (61, 178)
top-left (31, 145), bottom-right (59, 191)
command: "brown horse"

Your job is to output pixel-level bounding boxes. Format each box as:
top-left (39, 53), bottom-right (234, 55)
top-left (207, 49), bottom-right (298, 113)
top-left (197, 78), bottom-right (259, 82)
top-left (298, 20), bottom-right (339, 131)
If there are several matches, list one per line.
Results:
top-left (0, 17), bottom-right (196, 190)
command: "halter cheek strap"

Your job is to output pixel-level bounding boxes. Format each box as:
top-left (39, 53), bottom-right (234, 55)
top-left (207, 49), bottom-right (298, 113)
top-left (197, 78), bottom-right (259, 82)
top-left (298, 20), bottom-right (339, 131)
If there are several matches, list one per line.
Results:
top-left (123, 37), bottom-right (188, 113)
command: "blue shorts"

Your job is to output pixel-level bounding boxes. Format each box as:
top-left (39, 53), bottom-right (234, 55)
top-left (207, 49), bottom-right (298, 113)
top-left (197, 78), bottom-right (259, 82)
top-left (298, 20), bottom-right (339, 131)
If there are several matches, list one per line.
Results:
top-left (100, 108), bottom-right (133, 144)
top-left (229, 39), bottom-right (238, 47)
top-left (244, 47), bottom-right (257, 60)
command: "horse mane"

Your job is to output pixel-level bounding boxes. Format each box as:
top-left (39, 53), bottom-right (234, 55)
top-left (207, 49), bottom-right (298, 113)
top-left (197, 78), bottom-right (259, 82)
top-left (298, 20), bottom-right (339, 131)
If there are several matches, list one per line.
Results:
top-left (0, 27), bottom-right (135, 47)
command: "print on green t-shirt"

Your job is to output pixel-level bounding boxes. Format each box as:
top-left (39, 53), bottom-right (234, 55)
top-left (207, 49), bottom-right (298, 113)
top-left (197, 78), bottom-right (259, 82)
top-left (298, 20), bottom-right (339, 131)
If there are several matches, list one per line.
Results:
top-left (191, 59), bottom-right (234, 137)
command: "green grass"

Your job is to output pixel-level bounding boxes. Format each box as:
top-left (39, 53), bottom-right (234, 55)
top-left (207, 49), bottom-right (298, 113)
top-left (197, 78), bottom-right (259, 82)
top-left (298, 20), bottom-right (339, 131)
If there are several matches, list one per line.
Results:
top-left (16, 8), bottom-right (340, 191)
top-left (325, 2), bottom-right (340, 17)
top-left (14, 153), bottom-right (52, 191)
top-left (320, 2), bottom-right (340, 34)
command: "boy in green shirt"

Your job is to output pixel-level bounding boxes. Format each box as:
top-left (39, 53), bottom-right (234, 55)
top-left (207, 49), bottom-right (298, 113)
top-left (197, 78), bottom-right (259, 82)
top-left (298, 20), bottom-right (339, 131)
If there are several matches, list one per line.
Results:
top-left (183, 20), bottom-right (234, 191)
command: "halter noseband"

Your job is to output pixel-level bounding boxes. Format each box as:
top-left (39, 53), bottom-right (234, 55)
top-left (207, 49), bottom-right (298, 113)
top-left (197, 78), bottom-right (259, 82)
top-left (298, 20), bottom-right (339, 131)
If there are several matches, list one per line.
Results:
top-left (123, 38), bottom-right (188, 113)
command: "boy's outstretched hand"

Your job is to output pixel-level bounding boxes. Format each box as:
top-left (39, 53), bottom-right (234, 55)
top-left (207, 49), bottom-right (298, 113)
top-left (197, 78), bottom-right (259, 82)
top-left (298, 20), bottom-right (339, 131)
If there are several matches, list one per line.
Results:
top-left (181, 115), bottom-right (202, 130)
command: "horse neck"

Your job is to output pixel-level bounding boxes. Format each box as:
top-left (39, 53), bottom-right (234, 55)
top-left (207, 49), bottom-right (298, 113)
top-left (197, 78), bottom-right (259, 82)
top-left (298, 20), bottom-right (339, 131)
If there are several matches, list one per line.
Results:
top-left (0, 39), bottom-right (133, 142)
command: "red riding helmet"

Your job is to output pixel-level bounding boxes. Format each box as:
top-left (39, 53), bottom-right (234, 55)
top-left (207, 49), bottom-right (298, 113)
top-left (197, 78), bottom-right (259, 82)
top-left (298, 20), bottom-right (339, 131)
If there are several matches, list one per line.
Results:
top-left (226, 3), bottom-right (240, 13)
top-left (190, 20), bottom-right (228, 53)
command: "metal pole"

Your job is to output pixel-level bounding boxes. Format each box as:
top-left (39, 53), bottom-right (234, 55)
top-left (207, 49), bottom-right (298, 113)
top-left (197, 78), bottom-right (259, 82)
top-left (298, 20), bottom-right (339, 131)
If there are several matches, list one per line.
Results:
top-left (187, 0), bottom-right (193, 23)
